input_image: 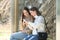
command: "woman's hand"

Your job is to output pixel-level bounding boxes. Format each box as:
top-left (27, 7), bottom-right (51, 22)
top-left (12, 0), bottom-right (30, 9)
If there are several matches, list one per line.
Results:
top-left (23, 19), bottom-right (28, 26)
top-left (23, 21), bottom-right (26, 25)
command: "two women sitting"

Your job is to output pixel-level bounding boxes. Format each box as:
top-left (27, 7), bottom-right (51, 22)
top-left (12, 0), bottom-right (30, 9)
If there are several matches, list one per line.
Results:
top-left (10, 7), bottom-right (47, 40)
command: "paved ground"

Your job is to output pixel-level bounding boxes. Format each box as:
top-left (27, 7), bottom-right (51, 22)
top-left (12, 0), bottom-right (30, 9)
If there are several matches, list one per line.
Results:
top-left (0, 35), bottom-right (11, 40)
top-left (0, 20), bottom-right (11, 40)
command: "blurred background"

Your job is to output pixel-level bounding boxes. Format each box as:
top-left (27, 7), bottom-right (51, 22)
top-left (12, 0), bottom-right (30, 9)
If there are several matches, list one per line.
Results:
top-left (56, 0), bottom-right (60, 40)
top-left (0, 0), bottom-right (59, 40)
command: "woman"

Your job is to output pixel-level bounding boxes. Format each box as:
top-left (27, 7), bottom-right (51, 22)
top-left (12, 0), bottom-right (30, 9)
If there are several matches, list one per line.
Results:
top-left (21, 7), bottom-right (34, 34)
top-left (10, 7), bottom-right (34, 40)
top-left (23, 7), bottom-right (47, 40)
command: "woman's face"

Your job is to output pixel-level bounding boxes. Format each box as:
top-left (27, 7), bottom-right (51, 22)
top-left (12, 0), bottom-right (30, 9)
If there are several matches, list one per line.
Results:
top-left (23, 10), bottom-right (29, 17)
top-left (30, 10), bottom-right (37, 17)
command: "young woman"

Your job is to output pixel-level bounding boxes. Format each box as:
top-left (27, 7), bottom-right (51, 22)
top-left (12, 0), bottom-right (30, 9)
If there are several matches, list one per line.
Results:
top-left (10, 7), bottom-right (33, 40)
top-left (21, 7), bottom-right (34, 34)
top-left (23, 7), bottom-right (47, 40)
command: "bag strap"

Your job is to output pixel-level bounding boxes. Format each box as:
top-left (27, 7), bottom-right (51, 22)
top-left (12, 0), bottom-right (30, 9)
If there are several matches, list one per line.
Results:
top-left (43, 16), bottom-right (50, 33)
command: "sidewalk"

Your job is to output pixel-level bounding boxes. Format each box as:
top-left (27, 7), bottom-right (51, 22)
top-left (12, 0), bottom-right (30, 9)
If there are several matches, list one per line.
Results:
top-left (0, 20), bottom-right (11, 40)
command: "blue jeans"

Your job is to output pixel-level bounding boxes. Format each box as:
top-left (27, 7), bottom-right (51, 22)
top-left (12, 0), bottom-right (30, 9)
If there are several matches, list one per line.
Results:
top-left (23, 34), bottom-right (38, 40)
top-left (10, 32), bottom-right (28, 40)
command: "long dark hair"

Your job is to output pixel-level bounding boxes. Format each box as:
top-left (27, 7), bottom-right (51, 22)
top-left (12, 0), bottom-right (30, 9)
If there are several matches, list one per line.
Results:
top-left (22, 7), bottom-right (30, 19)
top-left (22, 7), bottom-right (31, 22)
top-left (29, 7), bottom-right (41, 16)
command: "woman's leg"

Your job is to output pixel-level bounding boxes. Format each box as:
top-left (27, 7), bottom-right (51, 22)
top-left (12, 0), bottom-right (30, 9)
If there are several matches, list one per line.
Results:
top-left (10, 32), bottom-right (28, 40)
top-left (28, 35), bottom-right (38, 40)
top-left (23, 34), bottom-right (33, 40)
top-left (24, 34), bottom-right (38, 40)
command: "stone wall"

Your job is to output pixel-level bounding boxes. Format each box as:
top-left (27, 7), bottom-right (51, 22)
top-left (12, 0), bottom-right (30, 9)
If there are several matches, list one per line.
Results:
top-left (40, 0), bottom-right (56, 40)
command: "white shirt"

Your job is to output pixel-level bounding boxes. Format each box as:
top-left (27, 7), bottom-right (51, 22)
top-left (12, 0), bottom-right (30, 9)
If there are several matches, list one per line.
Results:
top-left (27, 15), bottom-right (45, 35)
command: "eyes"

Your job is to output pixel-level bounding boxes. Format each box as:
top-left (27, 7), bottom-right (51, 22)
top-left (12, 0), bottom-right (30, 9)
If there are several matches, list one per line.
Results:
top-left (23, 10), bottom-right (29, 16)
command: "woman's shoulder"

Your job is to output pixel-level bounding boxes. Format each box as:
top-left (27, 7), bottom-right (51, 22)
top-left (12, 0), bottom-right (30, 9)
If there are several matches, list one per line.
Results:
top-left (39, 15), bottom-right (44, 18)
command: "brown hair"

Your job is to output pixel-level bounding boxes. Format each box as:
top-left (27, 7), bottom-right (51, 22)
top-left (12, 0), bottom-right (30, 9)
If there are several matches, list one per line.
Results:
top-left (29, 7), bottom-right (41, 16)
top-left (22, 7), bottom-right (30, 18)
top-left (22, 7), bottom-right (34, 22)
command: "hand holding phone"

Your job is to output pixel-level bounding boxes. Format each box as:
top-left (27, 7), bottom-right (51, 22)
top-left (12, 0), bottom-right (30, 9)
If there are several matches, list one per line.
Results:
top-left (23, 19), bottom-right (28, 25)
top-left (23, 19), bottom-right (26, 22)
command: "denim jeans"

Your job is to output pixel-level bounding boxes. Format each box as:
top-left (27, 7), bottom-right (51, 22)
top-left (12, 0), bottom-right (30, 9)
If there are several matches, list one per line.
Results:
top-left (23, 34), bottom-right (38, 40)
top-left (10, 32), bottom-right (28, 40)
